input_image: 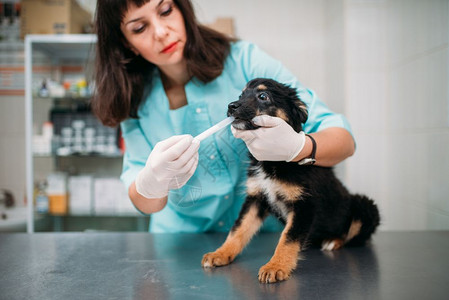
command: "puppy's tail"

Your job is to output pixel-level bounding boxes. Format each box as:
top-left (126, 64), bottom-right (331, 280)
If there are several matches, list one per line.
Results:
top-left (346, 194), bottom-right (380, 246)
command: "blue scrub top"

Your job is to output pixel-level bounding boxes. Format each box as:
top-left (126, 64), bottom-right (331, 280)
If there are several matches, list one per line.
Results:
top-left (120, 41), bottom-right (353, 233)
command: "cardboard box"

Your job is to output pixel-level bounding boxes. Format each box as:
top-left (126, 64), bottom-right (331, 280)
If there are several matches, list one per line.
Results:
top-left (21, 0), bottom-right (92, 38)
top-left (207, 18), bottom-right (234, 37)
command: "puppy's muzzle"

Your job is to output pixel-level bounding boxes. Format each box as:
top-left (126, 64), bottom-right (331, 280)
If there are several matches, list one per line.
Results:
top-left (227, 101), bottom-right (240, 117)
top-left (227, 101), bottom-right (259, 130)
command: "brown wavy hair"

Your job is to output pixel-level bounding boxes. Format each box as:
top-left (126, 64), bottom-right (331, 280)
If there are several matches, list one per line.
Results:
top-left (93, 0), bottom-right (235, 126)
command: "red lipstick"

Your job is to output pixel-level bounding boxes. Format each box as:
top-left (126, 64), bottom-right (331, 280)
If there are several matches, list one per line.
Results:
top-left (161, 42), bottom-right (178, 54)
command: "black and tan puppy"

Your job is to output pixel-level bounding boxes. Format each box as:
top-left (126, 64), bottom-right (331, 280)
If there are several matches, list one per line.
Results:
top-left (201, 78), bottom-right (380, 283)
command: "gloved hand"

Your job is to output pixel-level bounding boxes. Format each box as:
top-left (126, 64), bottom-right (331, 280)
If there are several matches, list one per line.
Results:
top-left (135, 135), bottom-right (200, 199)
top-left (231, 115), bottom-right (305, 162)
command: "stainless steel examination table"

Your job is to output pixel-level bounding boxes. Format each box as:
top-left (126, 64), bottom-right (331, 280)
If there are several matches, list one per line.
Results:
top-left (1, 232), bottom-right (448, 299)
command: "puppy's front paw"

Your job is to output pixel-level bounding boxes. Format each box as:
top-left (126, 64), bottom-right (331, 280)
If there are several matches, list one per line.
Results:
top-left (258, 262), bottom-right (292, 283)
top-left (201, 251), bottom-right (234, 268)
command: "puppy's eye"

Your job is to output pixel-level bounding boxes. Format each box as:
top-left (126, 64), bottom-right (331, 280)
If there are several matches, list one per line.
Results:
top-left (258, 92), bottom-right (269, 101)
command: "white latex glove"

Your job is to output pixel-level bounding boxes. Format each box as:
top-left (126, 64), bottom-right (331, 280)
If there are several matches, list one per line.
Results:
top-left (231, 115), bottom-right (306, 162)
top-left (135, 135), bottom-right (200, 199)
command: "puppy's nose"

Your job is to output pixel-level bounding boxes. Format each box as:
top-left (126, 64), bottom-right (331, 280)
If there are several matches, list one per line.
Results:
top-left (227, 101), bottom-right (240, 114)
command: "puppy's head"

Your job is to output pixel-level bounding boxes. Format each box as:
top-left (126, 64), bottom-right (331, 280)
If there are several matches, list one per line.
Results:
top-left (227, 78), bottom-right (308, 132)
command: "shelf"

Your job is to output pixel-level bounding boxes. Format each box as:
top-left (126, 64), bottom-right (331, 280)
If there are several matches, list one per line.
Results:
top-left (26, 34), bottom-right (134, 233)
top-left (26, 34), bottom-right (97, 61)
top-left (33, 95), bottom-right (92, 101)
top-left (0, 41), bottom-right (24, 51)
top-left (25, 34), bottom-right (108, 233)
top-left (31, 214), bottom-right (149, 232)
top-left (35, 213), bottom-right (141, 218)
top-left (33, 153), bottom-right (123, 159)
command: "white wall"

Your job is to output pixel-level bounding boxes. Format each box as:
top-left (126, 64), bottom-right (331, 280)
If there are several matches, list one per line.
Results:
top-left (0, 95), bottom-right (26, 206)
top-left (344, 0), bottom-right (449, 230)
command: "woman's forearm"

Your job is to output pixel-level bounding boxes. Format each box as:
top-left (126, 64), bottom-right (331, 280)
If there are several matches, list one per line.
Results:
top-left (129, 182), bottom-right (168, 214)
top-left (292, 127), bottom-right (355, 167)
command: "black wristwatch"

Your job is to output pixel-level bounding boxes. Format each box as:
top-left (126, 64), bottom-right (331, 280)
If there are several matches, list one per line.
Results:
top-left (297, 134), bottom-right (316, 166)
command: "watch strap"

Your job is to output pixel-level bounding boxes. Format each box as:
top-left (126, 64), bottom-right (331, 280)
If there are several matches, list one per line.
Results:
top-left (297, 134), bottom-right (316, 165)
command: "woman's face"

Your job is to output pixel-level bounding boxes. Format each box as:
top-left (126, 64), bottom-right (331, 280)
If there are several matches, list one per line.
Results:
top-left (121, 0), bottom-right (187, 69)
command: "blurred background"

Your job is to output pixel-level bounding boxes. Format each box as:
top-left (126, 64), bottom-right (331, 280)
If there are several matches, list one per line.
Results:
top-left (0, 0), bottom-right (448, 232)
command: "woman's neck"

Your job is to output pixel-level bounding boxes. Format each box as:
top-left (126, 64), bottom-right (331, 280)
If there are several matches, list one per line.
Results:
top-left (159, 61), bottom-right (190, 89)
top-left (159, 62), bottom-right (190, 110)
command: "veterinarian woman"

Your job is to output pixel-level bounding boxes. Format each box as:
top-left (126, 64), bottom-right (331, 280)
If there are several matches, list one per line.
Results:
top-left (93, 0), bottom-right (355, 232)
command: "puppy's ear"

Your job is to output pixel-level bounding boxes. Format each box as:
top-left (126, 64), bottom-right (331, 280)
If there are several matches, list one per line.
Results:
top-left (295, 100), bottom-right (308, 124)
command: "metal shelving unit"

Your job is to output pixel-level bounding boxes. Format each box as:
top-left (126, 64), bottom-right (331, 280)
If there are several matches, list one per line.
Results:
top-left (24, 35), bottom-right (140, 233)
top-left (25, 34), bottom-right (97, 233)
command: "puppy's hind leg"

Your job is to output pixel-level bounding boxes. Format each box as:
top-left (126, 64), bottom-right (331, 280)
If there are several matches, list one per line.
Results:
top-left (321, 238), bottom-right (346, 251)
top-left (346, 194), bottom-right (380, 246)
top-left (202, 196), bottom-right (269, 268)
top-left (322, 194), bottom-right (380, 250)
